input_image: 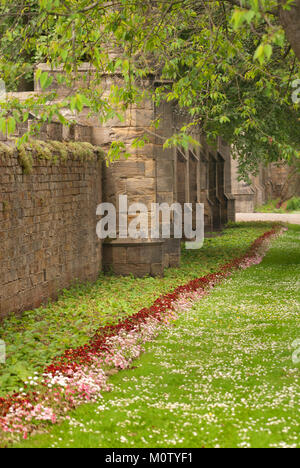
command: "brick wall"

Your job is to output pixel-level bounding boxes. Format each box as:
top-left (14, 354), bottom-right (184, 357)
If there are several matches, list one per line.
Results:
top-left (0, 149), bottom-right (102, 318)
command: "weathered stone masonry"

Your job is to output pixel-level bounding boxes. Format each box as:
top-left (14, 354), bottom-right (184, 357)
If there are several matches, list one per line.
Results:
top-left (0, 65), bottom-right (237, 317)
top-left (0, 147), bottom-right (102, 318)
top-left (32, 65), bottom-right (236, 277)
top-left (101, 101), bottom-right (235, 277)
top-left (232, 158), bottom-right (300, 213)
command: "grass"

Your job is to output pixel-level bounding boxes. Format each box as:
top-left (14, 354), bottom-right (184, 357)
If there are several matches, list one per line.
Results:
top-left (255, 197), bottom-right (300, 214)
top-left (12, 224), bottom-right (300, 448)
top-left (0, 223), bottom-right (270, 397)
top-left (286, 197), bottom-right (300, 212)
top-left (255, 198), bottom-right (284, 213)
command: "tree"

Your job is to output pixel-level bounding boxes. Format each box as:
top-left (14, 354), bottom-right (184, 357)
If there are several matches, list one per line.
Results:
top-left (0, 0), bottom-right (299, 177)
top-left (280, 0), bottom-right (300, 61)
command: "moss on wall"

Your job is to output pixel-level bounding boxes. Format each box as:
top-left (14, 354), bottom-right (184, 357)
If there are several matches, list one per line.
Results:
top-left (0, 140), bottom-right (105, 174)
top-left (0, 142), bottom-right (14, 158)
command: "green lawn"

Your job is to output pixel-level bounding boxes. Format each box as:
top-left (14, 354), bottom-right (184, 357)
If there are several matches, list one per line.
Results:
top-left (0, 223), bottom-right (270, 397)
top-left (255, 197), bottom-right (300, 214)
top-left (13, 225), bottom-right (300, 448)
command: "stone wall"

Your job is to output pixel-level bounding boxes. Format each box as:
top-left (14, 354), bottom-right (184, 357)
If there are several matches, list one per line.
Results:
top-left (101, 99), bottom-right (182, 277)
top-left (263, 162), bottom-right (300, 202)
top-left (232, 158), bottom-right (300, 213)
top-left (0, 147), bottom-right (102, 318)
top-left (8, 65), bottom-right (236, 280)
top-left (198, 137), bottom-right (235, 232)
top-left (101, 101), bottom-right (236, 277)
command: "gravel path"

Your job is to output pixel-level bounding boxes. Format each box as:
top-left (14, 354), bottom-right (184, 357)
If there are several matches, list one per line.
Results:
top-left (236, 212), bottom-right (300, 225)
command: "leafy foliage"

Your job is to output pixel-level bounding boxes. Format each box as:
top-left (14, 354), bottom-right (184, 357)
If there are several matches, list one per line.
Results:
top-left (0, 1), bottom-right (299, 176)
top-left (286, 196), bottom-right (300, 211)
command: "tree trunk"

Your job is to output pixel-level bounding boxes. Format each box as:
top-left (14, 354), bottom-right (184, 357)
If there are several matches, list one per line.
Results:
top-left (280, 0), bottom-right (300, 61)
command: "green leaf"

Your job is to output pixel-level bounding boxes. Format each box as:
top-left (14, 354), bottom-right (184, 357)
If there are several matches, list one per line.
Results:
top-left (219, 116), bottom-right (231, 124)
top-left (60, 49), bottom-right (68, 62)
top-left (40, 72), bottom-right (53, 90)
top-left (40, 71), bottom-right (49, 90)
top-left (254, 44), bottom-right (265, 64)
top-left (7, 117), bottom-right (16, 135)
top-left (264, 44), bottom-right (273, 61)
top-left (0, 117), bottom-right (6, 134)
top-left (254, 44), bottom-right (273, 64)
top-left (244, 10), bottom-right (256, 24)
top-left (232, 9), bottom-right (247, 29)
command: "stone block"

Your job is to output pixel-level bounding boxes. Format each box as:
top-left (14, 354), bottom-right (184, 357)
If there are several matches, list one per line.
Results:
top-left (114, 161), bottom-right (145, 178)
top-left (150, 263), bottom-right (164, 277)
top-left (157, 177), bottom-right (174, 192)
top-left (126, 178), bottom-right (155, 195)
top-left (111, 263), bottom-right (151, 278)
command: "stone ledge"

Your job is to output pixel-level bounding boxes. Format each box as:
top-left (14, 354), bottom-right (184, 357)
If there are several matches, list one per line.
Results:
top-left (103, 238), bottom-right (176, 278)
top-left (104, 239), bottom-right (165, 247)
